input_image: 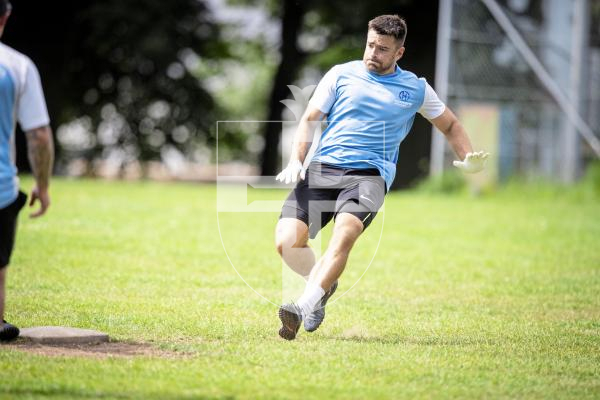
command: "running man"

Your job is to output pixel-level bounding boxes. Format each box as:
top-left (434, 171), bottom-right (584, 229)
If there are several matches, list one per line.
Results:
top-left (0, 0), bottom-right (54, 341)
top-left (275, 14), bottom-right (488, 340)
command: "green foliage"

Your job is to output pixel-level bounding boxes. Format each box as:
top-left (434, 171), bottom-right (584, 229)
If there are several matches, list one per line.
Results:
top-left (210, 40), bottom-right (277, 121)
top-left (414, 162), bottom-right (600, 200)
top-left (414, 169), bottom-right (468, 194)
top-left (74, 0), bottom-right (225, 161)
top-left (308, 40), bottom-right (363, 70)
top-left (4, 0), bottom-right (227, 164)
top-left (580, 160), bottom-right (600, 198)
top-left (2, 177), bottom-right (598, 399)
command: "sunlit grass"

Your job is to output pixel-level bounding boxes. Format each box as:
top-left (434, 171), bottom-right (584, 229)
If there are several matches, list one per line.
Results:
top-left (1, 176), bottom-right (598, 399)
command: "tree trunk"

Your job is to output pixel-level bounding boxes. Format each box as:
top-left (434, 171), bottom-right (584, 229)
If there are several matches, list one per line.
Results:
top-left (260, 0), bottom-right (308, 176)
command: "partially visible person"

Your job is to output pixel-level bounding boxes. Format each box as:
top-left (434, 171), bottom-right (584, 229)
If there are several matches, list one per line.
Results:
top-left (0, 0), bottom-right (54, 341)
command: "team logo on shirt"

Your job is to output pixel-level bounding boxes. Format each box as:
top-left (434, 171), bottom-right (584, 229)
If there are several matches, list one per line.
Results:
top-left (396, 90), bottom-right (413, 108)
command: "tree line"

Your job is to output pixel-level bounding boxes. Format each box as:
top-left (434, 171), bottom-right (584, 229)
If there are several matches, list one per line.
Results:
top-left (4, 0), bottom-right (439, 188)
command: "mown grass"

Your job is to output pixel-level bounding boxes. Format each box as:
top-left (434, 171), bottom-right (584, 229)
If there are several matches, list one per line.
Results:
top-left (0, 175), bottom-right (598, 399)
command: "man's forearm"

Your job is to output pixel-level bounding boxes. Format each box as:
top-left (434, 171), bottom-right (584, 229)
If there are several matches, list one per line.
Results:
top-left (443, 120), bottom-right (473, 161)
top-left (26, 126), bottom-right (54, 189)
top-left (290, 118), bottom-right (319, 163)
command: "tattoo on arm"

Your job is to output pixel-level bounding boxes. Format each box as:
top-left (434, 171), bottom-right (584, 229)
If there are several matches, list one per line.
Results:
top-left (26, 126), bottom-right (54, 190)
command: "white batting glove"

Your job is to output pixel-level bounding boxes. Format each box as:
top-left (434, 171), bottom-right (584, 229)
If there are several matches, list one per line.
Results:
top-left (453, 151), bottom-right (490, 173)
top-left (276, 160), bottom-right (306, 184)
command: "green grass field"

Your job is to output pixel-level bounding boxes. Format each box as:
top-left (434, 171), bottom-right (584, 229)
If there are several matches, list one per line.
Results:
top-left (1, 176), bottom-right (599, 399)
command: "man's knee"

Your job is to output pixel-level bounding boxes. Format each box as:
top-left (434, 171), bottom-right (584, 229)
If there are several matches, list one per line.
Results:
top-left (334, 213), bottom-right (364, 237)
top-left (275, 236), bottom-right (288, 257)
top-left (275, 219), bottom-right (309, 256)
top-left (329, 213), bottom-right (363, 252)
top-left (275, 232), bottom-right (309, 256)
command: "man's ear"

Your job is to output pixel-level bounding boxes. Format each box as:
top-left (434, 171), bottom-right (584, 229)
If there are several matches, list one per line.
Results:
top-left (395, 46), bottom-right (405, 62)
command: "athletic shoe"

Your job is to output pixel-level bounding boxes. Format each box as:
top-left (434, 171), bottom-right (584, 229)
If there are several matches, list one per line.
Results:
top-left (0, 320), bottom-right (20, 342)
top-left (304, 281), bottom-right (338, 332)
top-left (278, 303), bottom-right (302, 340)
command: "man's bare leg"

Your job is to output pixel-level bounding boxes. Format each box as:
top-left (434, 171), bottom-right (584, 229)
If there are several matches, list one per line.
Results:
top-left (279, 213), bottom-right (364, 340)
top-left (275, 218), bottom-right (315, 278)
top-left (308, 213), bottom-right (364, 291)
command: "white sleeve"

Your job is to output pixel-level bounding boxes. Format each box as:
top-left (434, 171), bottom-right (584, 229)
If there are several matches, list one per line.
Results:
top-left (418, 81), bottom-right (446, 120)
top-left (17, 59), bottom-right (50, 131)
top-left (308, 66), bottom-right (338, 114)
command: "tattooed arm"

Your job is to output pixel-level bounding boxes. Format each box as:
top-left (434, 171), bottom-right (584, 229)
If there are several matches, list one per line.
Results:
top-left (25, 125), bottom-right (54, 218)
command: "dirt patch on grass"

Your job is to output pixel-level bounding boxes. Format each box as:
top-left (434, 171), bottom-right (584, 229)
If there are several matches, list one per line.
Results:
top-left (5, 340), bottom-right (193, 359)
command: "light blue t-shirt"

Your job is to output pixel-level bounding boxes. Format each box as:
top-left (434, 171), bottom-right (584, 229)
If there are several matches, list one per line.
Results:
top-left (0, 42), bottom-right (50, 208)
top-left (309, 60), bottom-right (432, 190)
top-left (0, 63), bottom-right (17, 208)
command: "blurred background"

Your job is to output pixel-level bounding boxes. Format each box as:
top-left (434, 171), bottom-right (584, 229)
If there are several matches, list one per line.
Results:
top-left (3, 0), bottom-right (599, 190)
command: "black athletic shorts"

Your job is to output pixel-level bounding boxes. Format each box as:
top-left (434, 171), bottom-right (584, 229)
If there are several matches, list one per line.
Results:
top-left (0, 191), bottom-right (27, 268)
top-left (280, 162), bottom-right (386, 239)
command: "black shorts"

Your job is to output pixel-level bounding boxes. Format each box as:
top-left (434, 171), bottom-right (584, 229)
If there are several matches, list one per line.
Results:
top-left (0, 191), bottom-right (27, 268)
top-left (280, 162), bottom-right (386, 239)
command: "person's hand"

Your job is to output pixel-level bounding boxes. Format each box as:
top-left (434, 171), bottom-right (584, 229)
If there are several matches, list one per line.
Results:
top-left (29, 186), bottom-right (50, 218)
top-left (276, 160), bottom-right (306, 184)
top-left (453, 151), bottom-right (489, 173)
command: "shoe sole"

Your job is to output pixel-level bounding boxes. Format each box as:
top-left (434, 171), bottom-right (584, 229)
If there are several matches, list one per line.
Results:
top-left (305, 281), bottom-right (338, 333)
top-left (0, 325), bottom-right (20, 342)
top-left (278, 307), bottom-right (301, 340)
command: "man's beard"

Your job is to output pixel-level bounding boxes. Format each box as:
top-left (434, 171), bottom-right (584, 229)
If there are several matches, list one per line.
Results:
top-left (365, 59), bottom-right (394, 74)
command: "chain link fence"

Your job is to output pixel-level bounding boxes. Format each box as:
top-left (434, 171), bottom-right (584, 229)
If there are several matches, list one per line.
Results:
top-left (432, 0), bottom-right (599, 183)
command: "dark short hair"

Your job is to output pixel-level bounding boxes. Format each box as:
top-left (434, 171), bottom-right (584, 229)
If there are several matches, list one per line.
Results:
top-left (368, 15), bottom-right (407, 45)
top-left (0, 0), bottom-right (11, 15)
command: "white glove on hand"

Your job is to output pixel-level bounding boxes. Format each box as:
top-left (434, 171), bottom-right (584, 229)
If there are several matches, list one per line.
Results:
top-left (453, 151), bottom-right (489, 173)
top-left (276, 160), bottom-right (306, 184)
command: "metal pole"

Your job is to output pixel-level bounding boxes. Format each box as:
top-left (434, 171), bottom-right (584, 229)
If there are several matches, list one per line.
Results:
top-left (562, 0), bottom-right (588, 182)
top-left (430, 0), bottom-right (453, 176)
